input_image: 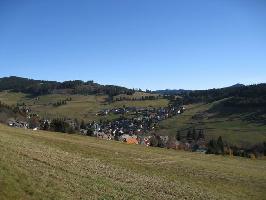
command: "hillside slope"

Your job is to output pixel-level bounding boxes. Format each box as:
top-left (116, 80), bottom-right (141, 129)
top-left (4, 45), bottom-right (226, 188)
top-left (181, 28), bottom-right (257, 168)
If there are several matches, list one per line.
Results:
top-left (157, 100), bottom-right (266, 146)
top-left (0, 124), bottom-right (265, 199)
top-left (0, 91), bottom-right (169, 122)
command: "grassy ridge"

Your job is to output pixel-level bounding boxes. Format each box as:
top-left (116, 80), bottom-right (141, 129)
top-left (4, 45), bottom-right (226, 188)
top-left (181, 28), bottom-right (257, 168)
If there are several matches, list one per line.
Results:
top-left (0, 124), bottom-right (266, 199)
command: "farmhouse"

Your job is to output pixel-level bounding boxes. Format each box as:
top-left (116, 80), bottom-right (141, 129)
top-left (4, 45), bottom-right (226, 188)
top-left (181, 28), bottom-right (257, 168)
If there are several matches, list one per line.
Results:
top-left (126, 137), bottom-right (138, 144)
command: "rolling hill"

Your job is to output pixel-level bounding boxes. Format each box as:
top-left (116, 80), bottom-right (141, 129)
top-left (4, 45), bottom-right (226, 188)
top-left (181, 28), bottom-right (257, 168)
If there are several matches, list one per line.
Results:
top-left (0, 91), bottom-right (169, 122)
top-left (0, 124), bottom-right (265, 200)
top-left (0, 76), bottom-right (134, 96)
top-left (156, 100), bottom-right (266, 146)
top-left (0, 76), bottom-right (266, 147)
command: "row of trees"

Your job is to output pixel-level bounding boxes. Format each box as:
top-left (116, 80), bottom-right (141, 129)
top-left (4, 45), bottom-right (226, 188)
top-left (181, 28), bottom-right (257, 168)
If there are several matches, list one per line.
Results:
top-left (52, 98), bottom-right (72, 107)
top-left (206, 136), bottom-right (266, 158)
top-left (39, 118), bottom-right (94, 135)
top-left (149, 135), bottom-right (166, 148)
top-left (207, 136), bottom-right (225, 154)
top-left (176, 128), bottom-right (205, 143)
top-left (113, 95), bottom-right (160, 101)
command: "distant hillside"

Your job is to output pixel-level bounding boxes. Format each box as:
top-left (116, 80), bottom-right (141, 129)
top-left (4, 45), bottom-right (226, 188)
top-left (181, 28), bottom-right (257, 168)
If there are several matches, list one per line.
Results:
top-left (180, 84), bottom-right (266, 106)
top-left (155, 89), bottom-right (191, 95)
top-left (227, 83), bottom-right (245, 88)
top-left (113, 91), bottom-right (160, 101)
top-left (154, 84), bottom-right (266, 146)
top-left (0, 76), bottom-right (134, 96)
top-left (155, 84), bottom-right (246, 95)
top-left (157, 100), bottom-right (266, 147)
top-left (0, 91), bottom-right (169, 122)
top-left (155, 84), bottom-right (266, 120)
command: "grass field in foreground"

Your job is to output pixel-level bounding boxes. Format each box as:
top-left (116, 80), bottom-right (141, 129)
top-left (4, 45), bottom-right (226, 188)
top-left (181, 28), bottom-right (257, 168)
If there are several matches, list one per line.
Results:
top-left (0, 124), bottom-right (265, 200)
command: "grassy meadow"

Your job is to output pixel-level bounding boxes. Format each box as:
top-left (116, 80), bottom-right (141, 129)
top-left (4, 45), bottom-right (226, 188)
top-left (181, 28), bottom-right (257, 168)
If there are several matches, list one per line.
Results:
top-left (0, 91), bottom-right (28, 106)
top-left (113, 91), bottom-right (160, 101)
top-left (0, 124), bottom-right (265, 199)
top-left (157, 102), bottom-right (266, 146)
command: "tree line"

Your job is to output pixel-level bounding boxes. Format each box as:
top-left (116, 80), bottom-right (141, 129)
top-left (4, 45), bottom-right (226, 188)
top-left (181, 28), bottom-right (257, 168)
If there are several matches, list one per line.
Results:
top-left (207, 136), bottom-right (266, 159)
top-left (0, 76), bottom-right (134, 97)
top-left (53, 97), bottom-right (72, 107)
top-left (180, 84), bottom-right (266, 106)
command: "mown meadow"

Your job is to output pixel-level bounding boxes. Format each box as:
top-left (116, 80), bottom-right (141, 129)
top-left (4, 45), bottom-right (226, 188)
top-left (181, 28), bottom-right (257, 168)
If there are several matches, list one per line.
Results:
top-left (0, 124), bottom-right (265, 199)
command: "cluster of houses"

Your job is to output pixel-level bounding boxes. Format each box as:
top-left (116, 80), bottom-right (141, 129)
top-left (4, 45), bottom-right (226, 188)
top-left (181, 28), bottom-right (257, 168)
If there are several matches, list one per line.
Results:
top-left (97, 106), bottom-right (185, 117)
top-left (92, 105), bottom-right (186, 143)
top-left (6, 103), bottom-right (264, 158)
top-left (8, 119), bottom-right (29, 129)
top-left (96, 107), bottom-right (134, 116)
top-left (8, 102), bottom-right (209, 152)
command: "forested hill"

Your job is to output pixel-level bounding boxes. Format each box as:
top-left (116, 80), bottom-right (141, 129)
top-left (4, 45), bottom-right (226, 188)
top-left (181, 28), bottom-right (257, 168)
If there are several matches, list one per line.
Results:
top-left (1, 76), bottom-right (265, 108)
top-left (156, 84), bottom-right (266, 105)
top-left (156, 84), bottom-right (266, 124)
top-left (0, 76), bottom-right (134, 96)
top-left (180, 84), bottom-right (266, 106)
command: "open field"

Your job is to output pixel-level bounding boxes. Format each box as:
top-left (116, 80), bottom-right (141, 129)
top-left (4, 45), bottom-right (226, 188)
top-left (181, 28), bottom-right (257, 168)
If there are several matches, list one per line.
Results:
top-left (157, 102), bottom-right (266, 146)
top-left (0, 124), bottom-right (266, 199)
top-left (113, 91), bottom-right (160, 101)
top-left (0, 91), bottom-right (28, 106)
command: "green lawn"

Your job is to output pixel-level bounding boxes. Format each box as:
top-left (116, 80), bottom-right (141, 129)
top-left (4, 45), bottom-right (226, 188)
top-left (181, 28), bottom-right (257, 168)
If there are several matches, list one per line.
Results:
top-left (0, 124), bottom-right (265, 199)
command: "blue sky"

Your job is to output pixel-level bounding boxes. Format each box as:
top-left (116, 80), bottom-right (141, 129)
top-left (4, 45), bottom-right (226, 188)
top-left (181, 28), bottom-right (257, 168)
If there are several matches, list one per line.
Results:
top-left (0, 0), bottom-right (265, 90)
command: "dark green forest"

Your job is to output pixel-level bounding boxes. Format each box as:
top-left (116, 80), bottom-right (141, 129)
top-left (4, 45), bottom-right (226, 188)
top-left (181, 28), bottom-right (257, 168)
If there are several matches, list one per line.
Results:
top-left (160, 83), bottom-right (266, 108)
top-left (0, 76), bottom-right (134, 96)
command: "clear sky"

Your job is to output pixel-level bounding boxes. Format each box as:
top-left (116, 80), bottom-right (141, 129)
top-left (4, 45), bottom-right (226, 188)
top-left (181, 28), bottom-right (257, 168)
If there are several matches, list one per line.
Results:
top-left (0, 0), bottom-right (265, 90)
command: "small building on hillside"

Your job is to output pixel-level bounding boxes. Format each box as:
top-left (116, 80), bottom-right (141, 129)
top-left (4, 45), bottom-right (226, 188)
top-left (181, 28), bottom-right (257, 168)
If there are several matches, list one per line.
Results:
top-left (120, 134), bottom-right (138, 144)
top-left (126, 137), bottom-right (138, 144)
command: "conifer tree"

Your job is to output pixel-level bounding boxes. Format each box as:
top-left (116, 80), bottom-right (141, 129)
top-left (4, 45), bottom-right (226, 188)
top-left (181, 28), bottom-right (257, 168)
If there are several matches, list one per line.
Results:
top-left (217, 136), bottom-right (225, 154)
top-left (176, 131), bottom-right (181, 141)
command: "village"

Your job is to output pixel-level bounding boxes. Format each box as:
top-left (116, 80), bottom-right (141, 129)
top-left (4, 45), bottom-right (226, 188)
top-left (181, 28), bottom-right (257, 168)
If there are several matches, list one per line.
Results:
top-left (7, 101), bottom-right (265, 158)
top-left (93, 105), bottom-right (186, 144)
top-left (6, 98), bottom-right (214, 155)
top-left (6, 102), bottom-right (209, 152)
